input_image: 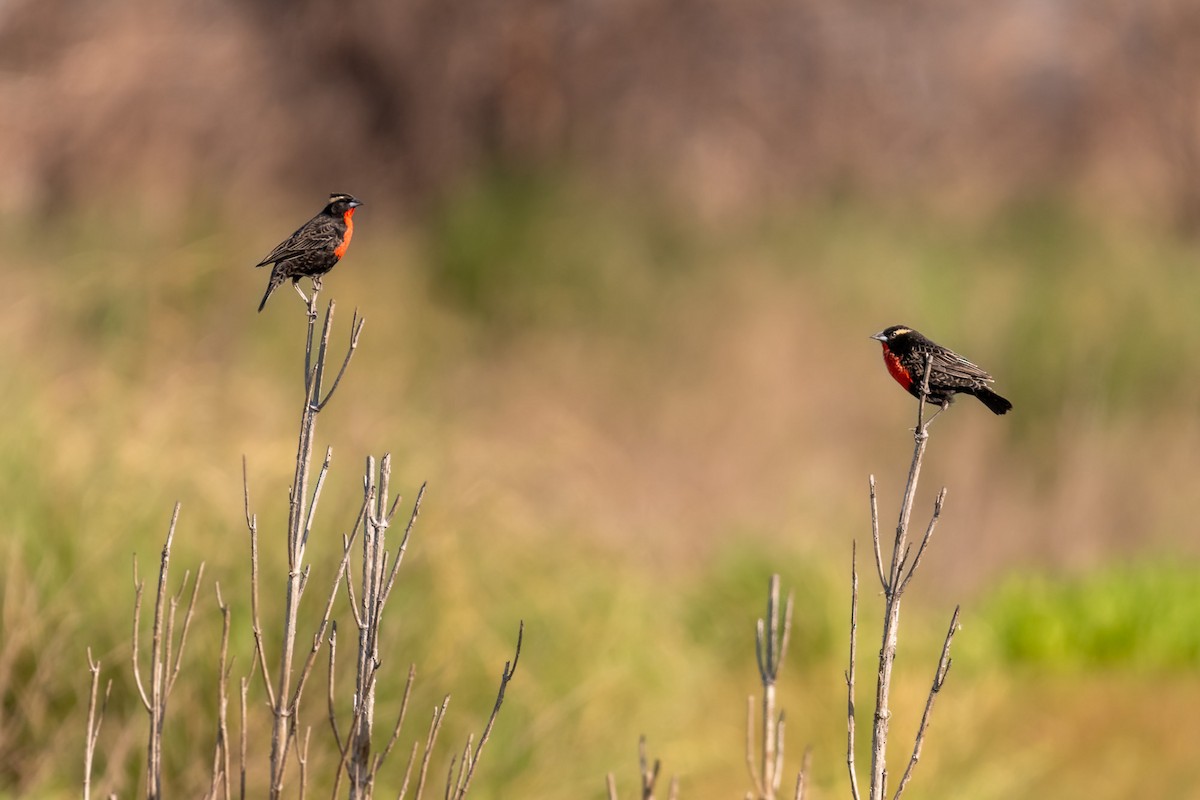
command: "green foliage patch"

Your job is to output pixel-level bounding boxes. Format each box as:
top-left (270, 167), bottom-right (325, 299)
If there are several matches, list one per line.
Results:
top-left (976, 559), bottom-right (1200, 669)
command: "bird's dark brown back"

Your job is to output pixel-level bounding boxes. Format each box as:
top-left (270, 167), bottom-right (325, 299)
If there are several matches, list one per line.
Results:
top-left (256, 210), bottom-right (346, 271)
top-left (874, 324), bottom-right (1010, 412)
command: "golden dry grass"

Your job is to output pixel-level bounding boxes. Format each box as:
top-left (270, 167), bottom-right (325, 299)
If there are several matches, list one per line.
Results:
top-left (2, 192), bottom-right (1200, 796)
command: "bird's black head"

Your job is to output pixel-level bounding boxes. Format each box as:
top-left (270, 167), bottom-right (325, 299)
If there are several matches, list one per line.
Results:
top-left (870, 325), bottom-right (923, 353)
top-left (325, 193), bottom-right (363, 216)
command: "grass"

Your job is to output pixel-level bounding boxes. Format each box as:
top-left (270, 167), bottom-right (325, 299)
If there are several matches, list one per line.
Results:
top-left (3, 180), bottom-right (1200, 796)
top-left (975, 559), bottom-right (1200, 670)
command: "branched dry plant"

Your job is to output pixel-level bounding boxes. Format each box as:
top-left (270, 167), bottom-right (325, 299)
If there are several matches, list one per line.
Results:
top-left (745, 575), bottom-right (810, 800)
top-left (83, 648), bottom-right (112, 800)
top-left (87, 285), bottom-right (521, 798)
top-left (130, 503), bottom-right (205, 800)
top-left (605, 576), bottom-right (811, 800)
top-left (606, 736), bottom-right (679, 800)
top-left (846, 357), bottom-right (961, 800)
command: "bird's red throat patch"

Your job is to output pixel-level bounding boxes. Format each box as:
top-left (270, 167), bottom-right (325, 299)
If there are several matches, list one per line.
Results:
top-left (881, 345), bottom-right (913, 390)
top-left (334, 208), bottom-right (355, 259)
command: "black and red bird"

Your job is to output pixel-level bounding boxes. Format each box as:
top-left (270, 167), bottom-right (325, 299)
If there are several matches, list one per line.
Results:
top-left (256, 193), bottom-right (362, 312)
top-left (871, 325), bottom-right (1012, 415)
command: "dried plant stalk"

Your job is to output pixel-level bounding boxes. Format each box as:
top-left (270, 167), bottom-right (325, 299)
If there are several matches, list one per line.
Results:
top-left (847, 356), bottom-right (962, 800)
top-left (130, 503), bottom-right (204, 800)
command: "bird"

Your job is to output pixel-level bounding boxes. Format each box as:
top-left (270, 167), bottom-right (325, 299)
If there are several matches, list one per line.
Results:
top-left (870, 325), bottom-right (1012, 416)
top-left (255, 193), bottom-right (363, 312)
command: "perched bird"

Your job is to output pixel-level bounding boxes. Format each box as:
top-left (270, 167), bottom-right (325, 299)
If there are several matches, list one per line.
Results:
top-left (871, 325), bottom-right (1012, 416)
top-left (256, 193), bottom-right (362, 312)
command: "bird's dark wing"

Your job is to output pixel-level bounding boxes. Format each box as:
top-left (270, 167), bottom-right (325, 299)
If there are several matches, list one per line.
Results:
top-left (927, 347), bottom-right (994, 385)
top-left (255, 216), bottom-right (340, 267)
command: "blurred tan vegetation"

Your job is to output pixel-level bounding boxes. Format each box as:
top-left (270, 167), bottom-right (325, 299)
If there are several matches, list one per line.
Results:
top-left (6, 0), bottom-right (1200, 229)
top-left (3, 0), bottom-right (1200, 798)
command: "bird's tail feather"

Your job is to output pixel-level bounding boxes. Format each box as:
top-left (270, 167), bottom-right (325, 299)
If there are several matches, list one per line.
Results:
top-left (974, 387), bottom-right (1013, 415)
top-left (257, 277), bottom-right (279, 312)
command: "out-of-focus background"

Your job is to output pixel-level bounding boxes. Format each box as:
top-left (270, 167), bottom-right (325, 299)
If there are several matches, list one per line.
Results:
top-left (4, 0), bottom-right (1200, 797)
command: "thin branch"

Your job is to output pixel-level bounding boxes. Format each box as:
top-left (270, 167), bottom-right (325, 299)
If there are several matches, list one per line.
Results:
top-left (395, 740), bottom-right (419, 800)
top-left (244, 476), bottom-right (276, 709)
top-left (779, 593), bottom-right (794, 678)
top-left (239, 676), bottom-right (249, 800)
top-left (84, 649), bottom-right (112, 800)
top-left (892, 606), bottom-right (960, 800)
top-left (316, 310), bottom-right (366, 411)
top-left (385, 490), bottom-right (404, 524)
top-left (450, 621), bottom-right (524, 799)
top-left (898, 488), bottom-right (947, 595)
top-left (241, 455), bottom-right (255, 533)
top-left (451, 736), bottom-right (472, 797)
top-left (869, 476), bottom-right (886, 591)
top-left (296, 727), bottom-right (312, 800)
top-left (871, 377), bottom-right (935, 799)
top-left (209, 584), bottom-right (232, 800)
top-left (377, 483), bottom-right (427, 610)
top-left (375, 664), bottom-right (418, 774)
top-left (130, 557), bottom-right (151, 712)
top-left (146, 503), bottom-right (183, 800)
top-left (412, 696), bottom-right (451, 800)
top-left (772, 711), bottom-right (786, 795)
top-left (163, 573), bottom-right (180, 703)
top-left (846, 542), bottom-right (862, 800)
top-left (167, 562), bottom-right (205, 694)
top-left (914, 354), bottom-right (933, 432)
top-left (300, 447), bottom-right (334, 554)
top-left (308, 297), bottom-right (336, 407)
top-left (443, 756), bottom-right (458, 800)
top-left (343, 552), bottom-right (365, 630)
top-left (291, 498), bottom-right (368, 710)
top-left (272, 300), bottom-right (346, 798)
top-left (303, 288), bottom-right (320, 383)
top-left (327, 623), bottom-right (343, 753)
top-left (330, 666), bottom-right (379, 800)
top-left (638, 736), bottom-right (661, 800)
top-left (793, 746), bottom-right (812, 800)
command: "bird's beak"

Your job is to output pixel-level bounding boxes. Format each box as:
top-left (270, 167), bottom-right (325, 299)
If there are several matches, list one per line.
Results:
top-left (349, 199), bottom-right (363, 208)
top-left (870, 332), bottom-right (887, 342)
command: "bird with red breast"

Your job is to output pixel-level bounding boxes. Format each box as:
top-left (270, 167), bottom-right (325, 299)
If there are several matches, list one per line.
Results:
top-left (871, 325), bottom-right (1012, 417)
top-left (256, 193), bottom-right (362, 312)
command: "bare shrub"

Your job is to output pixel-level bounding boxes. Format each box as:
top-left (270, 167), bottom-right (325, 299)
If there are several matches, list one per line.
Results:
top-left (85, 287), bottom-right (521, 798)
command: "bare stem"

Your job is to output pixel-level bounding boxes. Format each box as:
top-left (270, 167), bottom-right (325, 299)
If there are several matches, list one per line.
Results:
top-left (142, 503), bottom-right (188, 800)
top-left (267, 295), bottom-right (364, 797)
top-left (210, 584), bottom-right (233, 800)
top-left (846, 543), bottom-right (861, 800)
top-left (748, 575), bottom-right (794, 800)
top-left (449, 621), bottom-right (524, 799)
top-left (239, 676), bottom-right (249, 800)
top-left (793, 746), bottom-right (812, 800)
top-left (413, 696), bottom-right (451, 800)
top-left (860, 357), bottom-right (959, 800)
top-left (375, 664), bottom-right (418, 775)
top-left (84, 649), bottom-right (111, 800)
top-left (891, 607), bottom-right (960, 800)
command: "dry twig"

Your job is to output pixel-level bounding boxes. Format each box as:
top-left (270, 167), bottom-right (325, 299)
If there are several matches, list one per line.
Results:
top-left (446, 621), bottom-right (524, 799)
top-left (84, 648), bottom-right (112, 800)
top-left (607, 736), bottom-right (676, 800)
top-left (847, 354), bottom-right (962, 800)
top-left (131, 503), bottom-right (204, 800)
top-left (746, 575), bottom-right (796, 800)
top-left (207, 584), bottom-right (233, 800)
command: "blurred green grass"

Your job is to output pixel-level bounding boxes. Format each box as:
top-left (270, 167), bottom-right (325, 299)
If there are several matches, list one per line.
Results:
top-left (975, 559), bottom-right (1200, 669)
top-left (4, 180), bottom-right (1200, 797)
